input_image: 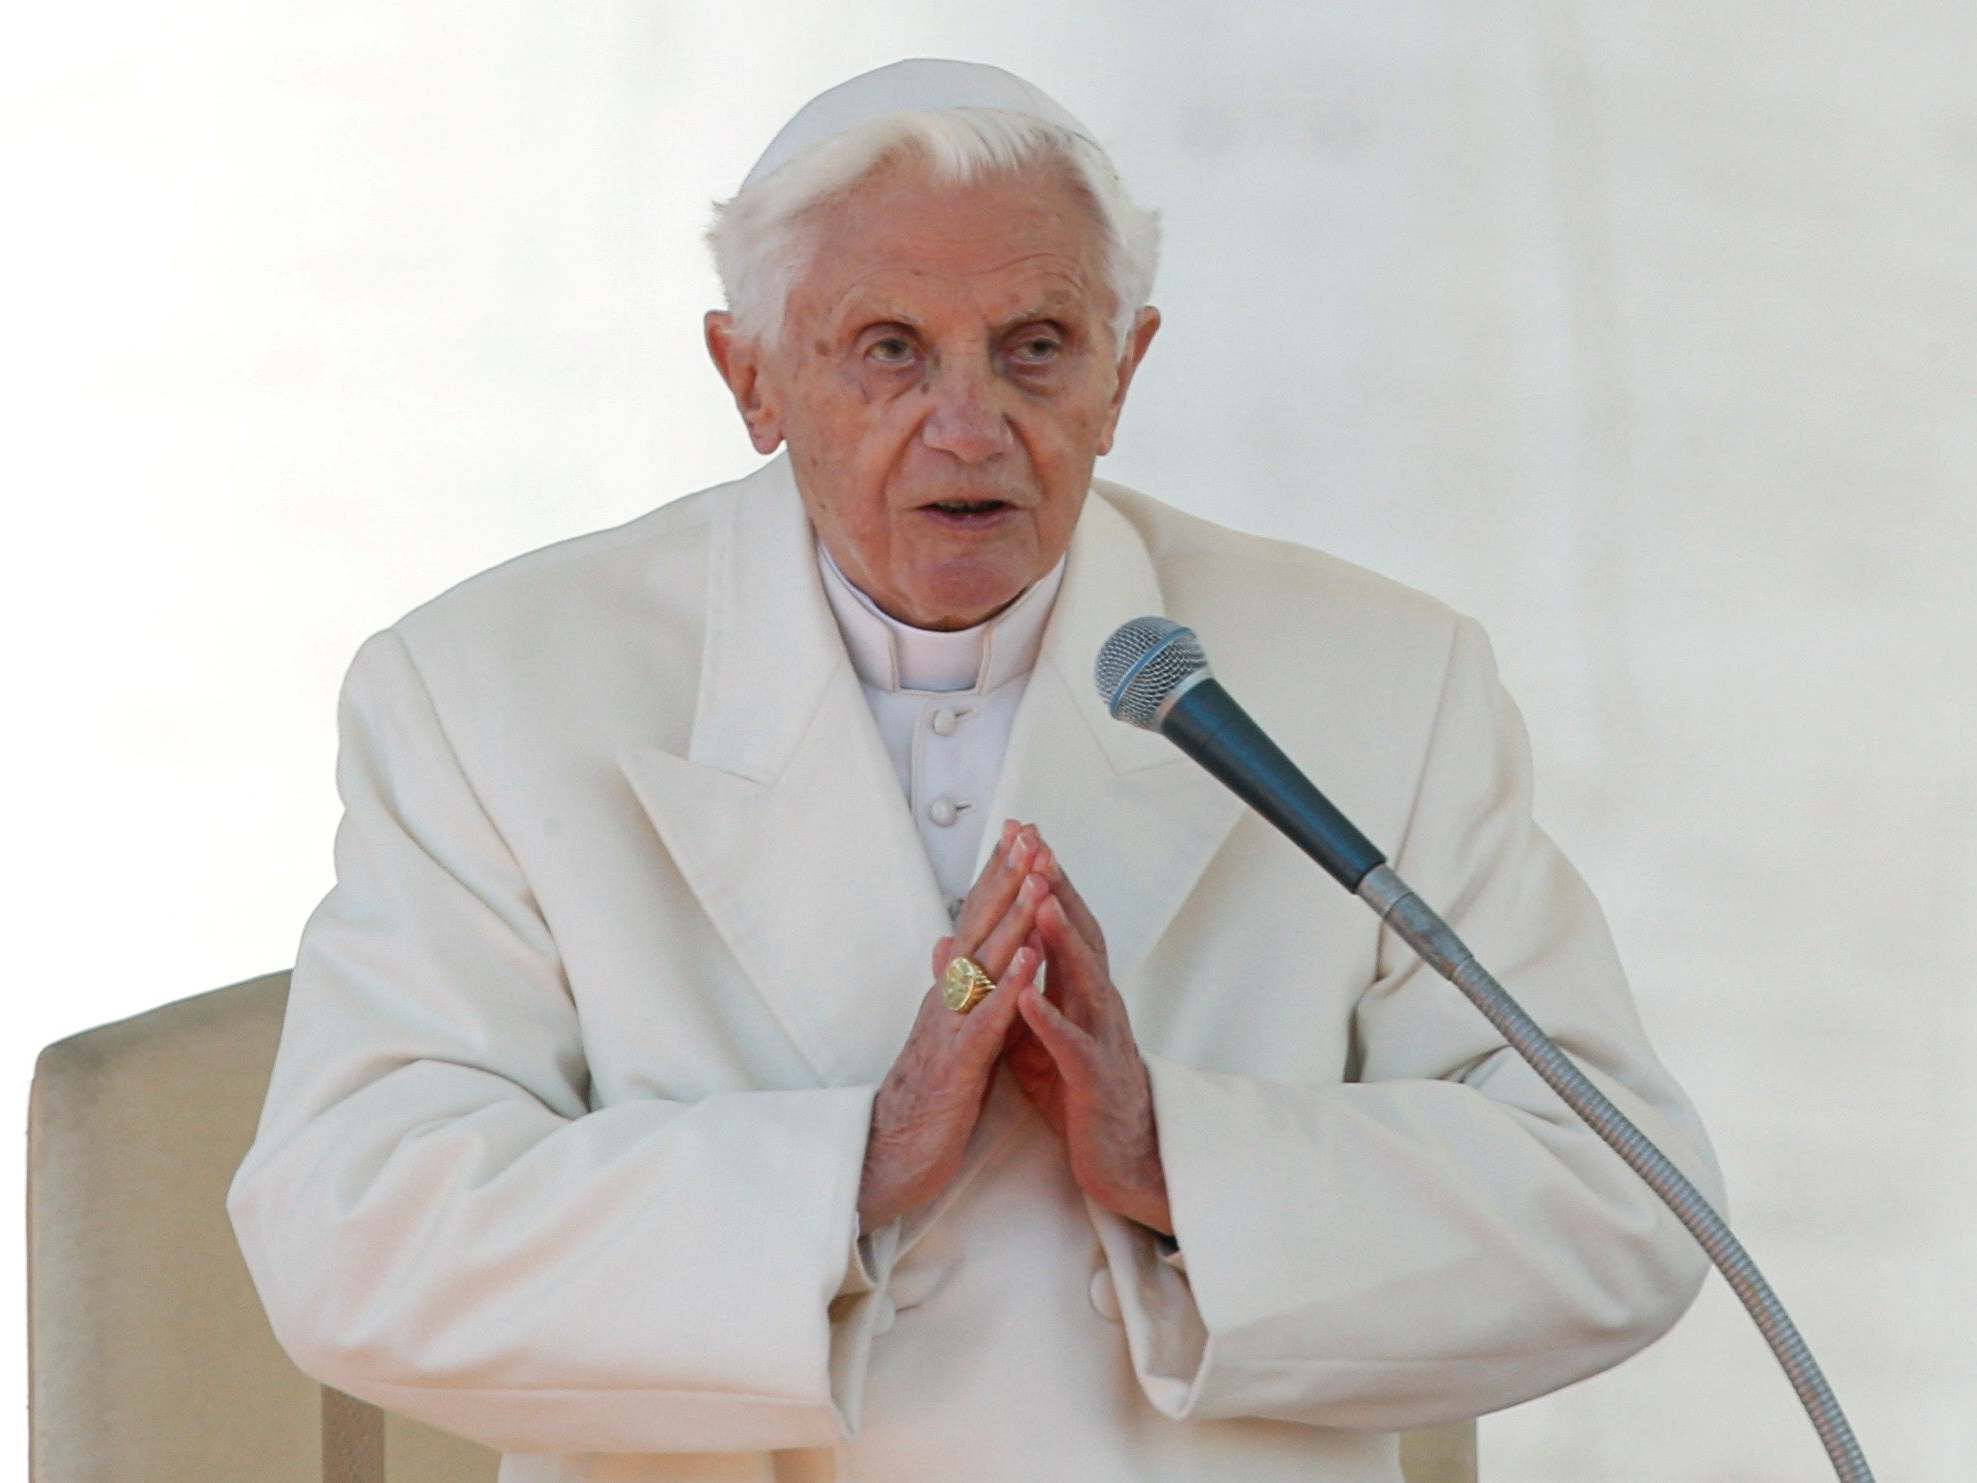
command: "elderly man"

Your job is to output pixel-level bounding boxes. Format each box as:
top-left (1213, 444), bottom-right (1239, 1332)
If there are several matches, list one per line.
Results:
top-left (228, 58), bottom-right (1726, 1483)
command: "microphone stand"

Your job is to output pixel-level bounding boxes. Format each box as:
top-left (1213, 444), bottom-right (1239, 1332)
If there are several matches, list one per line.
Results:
top-left (1356, 862), bottom-right (1874, 1483)
top-left (1107, 619), bottom-right (1877, 1481)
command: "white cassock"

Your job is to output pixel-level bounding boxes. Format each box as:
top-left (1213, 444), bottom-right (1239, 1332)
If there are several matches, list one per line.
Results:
top-left (227, 452), bottom-right (1728, 1482)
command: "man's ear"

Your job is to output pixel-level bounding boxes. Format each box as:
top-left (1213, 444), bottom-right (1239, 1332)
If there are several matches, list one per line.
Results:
top-left (1095, 305), bottom-right (1161, 457)
top-left (704, 310), bottom-right (785, 455)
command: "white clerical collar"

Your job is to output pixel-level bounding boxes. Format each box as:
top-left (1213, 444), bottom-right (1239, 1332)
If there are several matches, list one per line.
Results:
top-left (816, 537), bottom-right (1064, 694)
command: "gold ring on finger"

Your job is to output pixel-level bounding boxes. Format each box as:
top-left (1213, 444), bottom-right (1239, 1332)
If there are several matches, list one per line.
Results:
top-left (942, 955), bottom-right (996, 1014)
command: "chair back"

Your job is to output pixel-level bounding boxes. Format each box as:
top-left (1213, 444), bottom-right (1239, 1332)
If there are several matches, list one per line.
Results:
top-left (28, 971), bottom-right (499, 1482)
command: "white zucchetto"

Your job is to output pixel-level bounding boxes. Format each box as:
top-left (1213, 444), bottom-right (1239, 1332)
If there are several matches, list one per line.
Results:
top-left (739, 57), bottom-right (1098, 192)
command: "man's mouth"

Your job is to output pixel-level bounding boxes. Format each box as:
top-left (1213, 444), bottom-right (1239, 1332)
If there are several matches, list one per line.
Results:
top-left (921, 499), bottom-right (1015, 524)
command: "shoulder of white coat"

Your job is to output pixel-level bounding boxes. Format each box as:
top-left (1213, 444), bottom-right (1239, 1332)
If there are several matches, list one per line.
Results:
top-left (385, 478), bottom-right (727, 660)
top-left (332, 473), bottom-right (747, 770)
top-left (1087, 480), bottom-right (1484, 849)
top-left (1089, 479), bottom-right (1469, 678)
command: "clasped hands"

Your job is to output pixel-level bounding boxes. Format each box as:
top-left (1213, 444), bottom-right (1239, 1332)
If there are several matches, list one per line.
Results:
top-left (858, 820), bottom-right (1173, 1238)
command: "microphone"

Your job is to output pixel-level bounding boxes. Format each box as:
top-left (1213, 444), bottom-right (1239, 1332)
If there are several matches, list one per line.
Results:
top-left (1092, 615), bottom-right (1875, 1483)
top-left (1093, 615), bottom-right (1385, 891)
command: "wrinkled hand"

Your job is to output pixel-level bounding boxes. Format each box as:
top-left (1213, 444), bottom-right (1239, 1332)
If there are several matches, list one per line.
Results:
top-left (1002, 834), bottom-right (1173, 1235)
top-left (858, 821), bottom-right (1048, 1231)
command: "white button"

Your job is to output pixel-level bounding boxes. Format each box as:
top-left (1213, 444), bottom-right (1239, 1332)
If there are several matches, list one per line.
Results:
top-left (931, 707), bottom-right (962, 736)
top-left (1088, 1268), bottom-right (1122, 1323)
top-left (871, 1293), bottom-right (897, 1334)
top-left (927, 797), bottom-right (960, 828)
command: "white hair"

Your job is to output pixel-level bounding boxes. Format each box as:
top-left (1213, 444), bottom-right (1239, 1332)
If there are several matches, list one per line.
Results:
top-left (706, 108), bottom-right (1160, 355)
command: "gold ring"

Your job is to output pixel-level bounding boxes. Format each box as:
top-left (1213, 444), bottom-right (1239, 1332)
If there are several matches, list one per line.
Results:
top-left (942, 955), bottom-right (996, 1014)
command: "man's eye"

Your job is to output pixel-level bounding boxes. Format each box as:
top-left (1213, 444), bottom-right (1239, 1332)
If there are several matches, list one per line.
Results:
top-left (867, 337), bottom-right (914, 365)
top-left (1011, 336), bottom-right (1061, 364)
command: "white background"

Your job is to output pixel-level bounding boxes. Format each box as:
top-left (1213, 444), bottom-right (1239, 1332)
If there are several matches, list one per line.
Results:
top-left (8, 2), bottom-right (1973, 1476)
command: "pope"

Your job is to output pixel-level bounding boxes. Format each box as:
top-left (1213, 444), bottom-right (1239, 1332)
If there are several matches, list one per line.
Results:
top-left (228, 57), bottom-right (1729, 1483)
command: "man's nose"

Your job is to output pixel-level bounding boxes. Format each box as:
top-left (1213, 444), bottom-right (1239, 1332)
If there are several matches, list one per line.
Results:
top-left (918, 356), bottom-right (1015, 464)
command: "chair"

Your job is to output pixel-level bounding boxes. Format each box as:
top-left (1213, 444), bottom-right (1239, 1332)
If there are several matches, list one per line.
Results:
top-left (27, 970), bottom-right (1478, 1482)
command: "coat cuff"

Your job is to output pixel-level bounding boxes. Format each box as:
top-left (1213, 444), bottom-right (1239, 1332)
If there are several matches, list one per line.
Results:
top-left (1087, 1195), bottom-right (1210, 1418)
top-left (831, 1211), bottom-right (896, 1301)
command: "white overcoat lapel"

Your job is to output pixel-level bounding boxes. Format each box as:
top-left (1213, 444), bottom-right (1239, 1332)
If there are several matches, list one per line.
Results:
top-left (618, 456), bottom-right (948, 1087)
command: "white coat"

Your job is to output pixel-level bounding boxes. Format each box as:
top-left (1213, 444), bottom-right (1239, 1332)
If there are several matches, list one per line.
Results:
top-left (227, 452), bottom-right (1727, 1481)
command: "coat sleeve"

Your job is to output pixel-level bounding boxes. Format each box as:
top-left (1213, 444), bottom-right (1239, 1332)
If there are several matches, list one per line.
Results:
top-left (225, 627), bottom-right (903, 1457)
top-left (1096, 614), bottom-right (1727, 1429)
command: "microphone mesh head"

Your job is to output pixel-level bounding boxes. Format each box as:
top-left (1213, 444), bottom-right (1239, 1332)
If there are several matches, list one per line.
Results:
top-left (1094, 617), bottom-right (1211, 730)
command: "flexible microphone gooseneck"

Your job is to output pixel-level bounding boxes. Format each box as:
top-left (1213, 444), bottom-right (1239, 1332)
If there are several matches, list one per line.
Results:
top-left (1096, 616), bottom-right (1873, 1483)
